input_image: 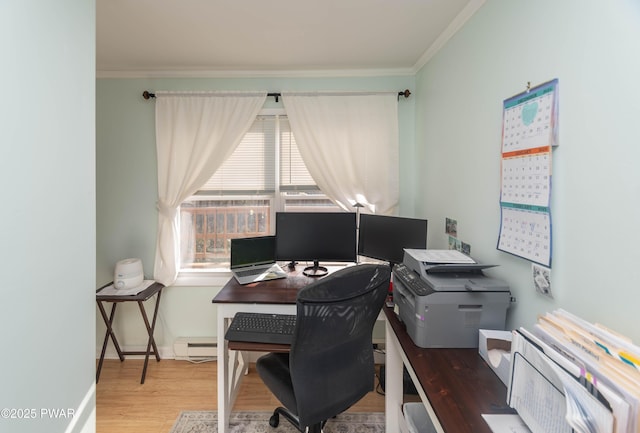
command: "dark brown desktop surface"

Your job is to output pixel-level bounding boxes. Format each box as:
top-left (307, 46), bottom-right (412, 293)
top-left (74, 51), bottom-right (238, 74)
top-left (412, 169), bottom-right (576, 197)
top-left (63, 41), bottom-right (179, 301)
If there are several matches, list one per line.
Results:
top-left (384, 306), bottom-right (514, 433)
top-left (212, 266), bottom-right (324, 304)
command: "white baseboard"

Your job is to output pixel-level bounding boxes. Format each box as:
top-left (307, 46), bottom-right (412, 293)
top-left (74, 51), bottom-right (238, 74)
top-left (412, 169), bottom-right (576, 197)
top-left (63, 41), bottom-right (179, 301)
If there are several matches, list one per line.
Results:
top-left (64, 383), bottom-right (95, 433)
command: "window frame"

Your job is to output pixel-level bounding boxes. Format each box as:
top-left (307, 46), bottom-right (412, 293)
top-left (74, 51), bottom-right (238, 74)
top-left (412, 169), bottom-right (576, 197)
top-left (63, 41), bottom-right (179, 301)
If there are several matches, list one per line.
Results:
top-left (175, 109), bottom-right (342, 285)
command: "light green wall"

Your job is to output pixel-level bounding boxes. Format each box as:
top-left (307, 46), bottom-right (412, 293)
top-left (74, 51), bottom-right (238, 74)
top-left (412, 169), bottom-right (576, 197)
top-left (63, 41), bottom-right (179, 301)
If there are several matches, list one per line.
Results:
top-left (414, 0), bottom-right (640, 341)
top-left (96, 75), bottom-right (415, 350)
top-left (1, 1), bottom-right (96, 432)
top-left (97, 0), bottom-right (640, 353)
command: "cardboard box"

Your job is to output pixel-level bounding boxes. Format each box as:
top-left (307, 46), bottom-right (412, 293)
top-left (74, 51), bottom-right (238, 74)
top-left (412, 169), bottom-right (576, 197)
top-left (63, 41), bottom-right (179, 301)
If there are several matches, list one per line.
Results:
top-left (479, 329), bottom-right (512, 386)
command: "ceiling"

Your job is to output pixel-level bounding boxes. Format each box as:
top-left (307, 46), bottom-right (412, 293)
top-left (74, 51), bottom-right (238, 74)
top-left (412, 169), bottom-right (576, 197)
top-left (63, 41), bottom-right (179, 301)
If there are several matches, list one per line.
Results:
top-left (96, 0), bottom-right (483, 77)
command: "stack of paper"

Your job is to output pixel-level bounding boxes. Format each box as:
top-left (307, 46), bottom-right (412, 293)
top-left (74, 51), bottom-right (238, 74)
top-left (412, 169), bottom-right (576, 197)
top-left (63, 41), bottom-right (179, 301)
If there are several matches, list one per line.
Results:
top-left (404, 249), bottom-right (476, 264)
top-left (507, 309), bottom-right (640, 433)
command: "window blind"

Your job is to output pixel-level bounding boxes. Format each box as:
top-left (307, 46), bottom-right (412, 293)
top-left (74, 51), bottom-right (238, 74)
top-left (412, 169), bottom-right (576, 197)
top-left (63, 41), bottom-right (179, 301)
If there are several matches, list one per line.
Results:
top-left (199, 115), bottom-right (317, 194)
top-left (201, 115), bottom-right (276, 193)
top-left (279, 116), bottom-right (317, 190)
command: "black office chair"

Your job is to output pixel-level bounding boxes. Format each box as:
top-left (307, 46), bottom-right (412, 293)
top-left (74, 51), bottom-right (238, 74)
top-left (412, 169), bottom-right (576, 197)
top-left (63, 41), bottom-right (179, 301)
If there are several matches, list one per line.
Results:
top-left (256, 264), bottom-right (391, 433)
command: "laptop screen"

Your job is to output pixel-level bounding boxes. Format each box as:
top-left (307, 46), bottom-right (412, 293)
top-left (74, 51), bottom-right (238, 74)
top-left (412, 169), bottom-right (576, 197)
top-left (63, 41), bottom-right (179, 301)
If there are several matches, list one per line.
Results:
top-left (230, 236), bottom-right (277, 269)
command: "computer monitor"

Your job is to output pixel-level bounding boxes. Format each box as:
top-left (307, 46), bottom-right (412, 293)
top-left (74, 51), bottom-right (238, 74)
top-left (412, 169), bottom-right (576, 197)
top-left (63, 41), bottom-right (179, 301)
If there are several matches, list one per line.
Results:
top-left (358, 214), bottom-right (428, 265)
top-left (275, 212), bottom-right (357, 277)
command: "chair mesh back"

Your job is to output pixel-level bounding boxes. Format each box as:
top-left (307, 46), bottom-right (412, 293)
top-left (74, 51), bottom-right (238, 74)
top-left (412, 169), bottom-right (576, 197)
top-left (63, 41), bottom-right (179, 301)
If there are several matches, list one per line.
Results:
top-left (289, 264), bottom-right (390, 428)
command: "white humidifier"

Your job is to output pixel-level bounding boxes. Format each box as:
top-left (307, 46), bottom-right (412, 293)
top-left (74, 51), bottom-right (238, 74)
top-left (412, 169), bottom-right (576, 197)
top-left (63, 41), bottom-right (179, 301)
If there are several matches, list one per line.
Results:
top-left (114, 258), bottom-right (144, 290)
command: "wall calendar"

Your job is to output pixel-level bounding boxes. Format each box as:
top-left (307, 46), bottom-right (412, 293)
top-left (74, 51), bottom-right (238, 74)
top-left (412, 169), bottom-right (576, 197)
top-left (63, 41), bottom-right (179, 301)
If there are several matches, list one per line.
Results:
top-left (497, 79), bottom-right (558, 267)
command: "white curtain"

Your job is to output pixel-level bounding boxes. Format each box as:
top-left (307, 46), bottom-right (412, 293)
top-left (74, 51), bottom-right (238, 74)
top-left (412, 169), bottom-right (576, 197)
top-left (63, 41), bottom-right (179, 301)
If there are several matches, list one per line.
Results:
top-left (282, 93), bottom-right (399, 215)
top-left (153, 91), bottom-right (267, 285)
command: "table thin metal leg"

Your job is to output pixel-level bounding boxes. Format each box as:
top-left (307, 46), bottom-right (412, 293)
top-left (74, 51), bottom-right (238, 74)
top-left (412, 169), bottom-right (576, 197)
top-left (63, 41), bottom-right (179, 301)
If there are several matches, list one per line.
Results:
top-left (138, 291), bottom-right (162, 384)
top-left (96, 302), bottom-right (124, 382)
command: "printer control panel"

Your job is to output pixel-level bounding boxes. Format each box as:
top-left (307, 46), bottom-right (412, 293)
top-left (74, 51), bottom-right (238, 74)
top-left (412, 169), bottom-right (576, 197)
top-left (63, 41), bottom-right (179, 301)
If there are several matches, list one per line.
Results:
top-left (393, 263), bottom-right (433, 296)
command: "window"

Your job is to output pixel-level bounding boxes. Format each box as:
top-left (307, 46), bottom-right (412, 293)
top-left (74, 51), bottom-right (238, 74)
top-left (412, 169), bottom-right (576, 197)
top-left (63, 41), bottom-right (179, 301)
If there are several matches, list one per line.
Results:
top-left (179, 112), bottom-right (341, 270)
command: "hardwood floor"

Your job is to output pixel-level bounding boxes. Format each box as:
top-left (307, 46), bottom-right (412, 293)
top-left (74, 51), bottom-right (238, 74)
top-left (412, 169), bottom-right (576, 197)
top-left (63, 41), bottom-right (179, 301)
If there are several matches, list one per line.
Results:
top-left (96, 359), bottom-right (386, 433)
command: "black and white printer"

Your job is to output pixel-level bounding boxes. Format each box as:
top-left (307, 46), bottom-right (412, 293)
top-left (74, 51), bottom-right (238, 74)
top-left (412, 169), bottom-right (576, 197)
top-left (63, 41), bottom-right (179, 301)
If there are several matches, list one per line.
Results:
top-left (392, 249), bottom-right (511, 348)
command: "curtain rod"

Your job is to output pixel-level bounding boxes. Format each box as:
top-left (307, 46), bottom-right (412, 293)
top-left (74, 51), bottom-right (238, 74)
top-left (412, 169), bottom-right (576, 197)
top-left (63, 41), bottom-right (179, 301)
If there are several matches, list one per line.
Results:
top-left (142, 89), bottom-right (411, 102)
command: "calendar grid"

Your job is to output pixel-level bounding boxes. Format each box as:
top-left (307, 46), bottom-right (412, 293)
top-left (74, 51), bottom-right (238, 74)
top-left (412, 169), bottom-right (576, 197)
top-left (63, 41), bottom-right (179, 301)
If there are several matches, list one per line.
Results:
top-left (497, 79), bottom-right (558, 267)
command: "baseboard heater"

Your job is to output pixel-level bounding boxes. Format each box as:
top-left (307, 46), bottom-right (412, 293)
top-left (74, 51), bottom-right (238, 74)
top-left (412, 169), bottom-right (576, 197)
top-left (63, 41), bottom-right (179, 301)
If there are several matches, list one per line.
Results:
top-left (173, 337), bottom-right (217, 361)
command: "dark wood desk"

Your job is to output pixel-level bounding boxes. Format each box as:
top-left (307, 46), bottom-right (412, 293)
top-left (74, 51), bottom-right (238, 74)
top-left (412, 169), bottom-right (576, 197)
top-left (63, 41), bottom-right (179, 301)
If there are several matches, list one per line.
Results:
top-left (384, 306), bottom-right (514, 433)
top-left (227, 340), bottom-right (290, 353)
top-left (214, 268), bottom-right (509, 433)
top-left (213, 267), bottom-right (319, 304)
top-left (96, 281), bottom-right (164, 384)
top-left (212, 266), bottom-right (327, 433)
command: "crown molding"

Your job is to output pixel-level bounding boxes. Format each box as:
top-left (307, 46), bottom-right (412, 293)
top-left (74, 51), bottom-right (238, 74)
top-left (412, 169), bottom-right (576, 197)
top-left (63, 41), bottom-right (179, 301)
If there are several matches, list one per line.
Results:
top-left (412, 0), bottom-right (486, 74)
top-left (96, 67), bottom-right (416, 79)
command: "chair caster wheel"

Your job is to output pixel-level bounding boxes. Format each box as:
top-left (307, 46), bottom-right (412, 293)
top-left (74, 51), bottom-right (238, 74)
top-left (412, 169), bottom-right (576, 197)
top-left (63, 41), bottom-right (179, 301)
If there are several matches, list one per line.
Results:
top-left (269, 413), bottom-right (279, 428)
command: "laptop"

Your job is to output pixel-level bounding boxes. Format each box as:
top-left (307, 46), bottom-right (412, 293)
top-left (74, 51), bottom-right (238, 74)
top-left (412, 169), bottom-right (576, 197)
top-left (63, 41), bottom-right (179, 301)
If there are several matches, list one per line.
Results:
top-left (230, 236), bottom-right (287, 285)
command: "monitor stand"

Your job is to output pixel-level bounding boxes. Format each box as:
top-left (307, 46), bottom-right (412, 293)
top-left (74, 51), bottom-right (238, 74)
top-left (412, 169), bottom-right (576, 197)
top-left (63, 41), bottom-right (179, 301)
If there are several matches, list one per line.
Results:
top-left (303, 260), bottom-right (328, 277)
top-left (286, 261), bottom-right (298, 271)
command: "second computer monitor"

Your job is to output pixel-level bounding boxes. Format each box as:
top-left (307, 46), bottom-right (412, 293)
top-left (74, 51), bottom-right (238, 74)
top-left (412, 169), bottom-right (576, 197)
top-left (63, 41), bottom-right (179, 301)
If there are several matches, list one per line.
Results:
top-left (275, 212), bottom-right (357, 276)
top-left (358, 214), bottom-right (428, 265)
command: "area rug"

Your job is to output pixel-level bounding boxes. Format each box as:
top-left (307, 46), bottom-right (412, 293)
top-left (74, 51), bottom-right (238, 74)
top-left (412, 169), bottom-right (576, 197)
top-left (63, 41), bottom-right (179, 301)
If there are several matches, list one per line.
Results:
top-left (169, 411), bottom-right (385, 433)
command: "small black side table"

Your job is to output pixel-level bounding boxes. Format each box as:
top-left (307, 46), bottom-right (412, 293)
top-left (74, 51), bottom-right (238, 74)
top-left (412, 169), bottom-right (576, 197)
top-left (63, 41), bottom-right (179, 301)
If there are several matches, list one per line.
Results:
top-left (96, 281), bottom-right (164, 384)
